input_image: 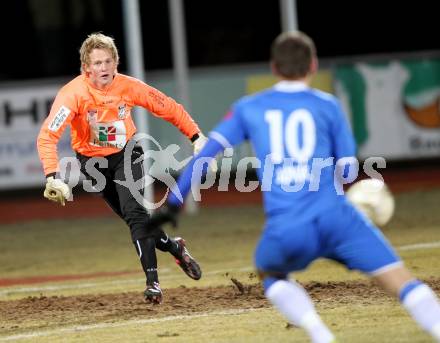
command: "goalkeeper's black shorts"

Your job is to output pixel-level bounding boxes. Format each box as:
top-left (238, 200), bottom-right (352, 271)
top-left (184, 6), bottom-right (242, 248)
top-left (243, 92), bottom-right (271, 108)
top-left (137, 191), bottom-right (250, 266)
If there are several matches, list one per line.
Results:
top-left (76, 144), bottom-right (153, 241)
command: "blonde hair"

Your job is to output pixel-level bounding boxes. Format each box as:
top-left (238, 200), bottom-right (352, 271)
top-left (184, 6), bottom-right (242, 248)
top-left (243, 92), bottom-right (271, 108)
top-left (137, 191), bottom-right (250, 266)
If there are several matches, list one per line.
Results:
top-left (79, 33), bottom-right (119, 73)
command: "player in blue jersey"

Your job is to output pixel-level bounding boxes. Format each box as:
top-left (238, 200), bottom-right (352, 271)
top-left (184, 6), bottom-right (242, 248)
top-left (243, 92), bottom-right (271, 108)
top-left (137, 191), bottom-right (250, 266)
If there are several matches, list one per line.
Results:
top-left (151, 31), bottom-right (440, 342)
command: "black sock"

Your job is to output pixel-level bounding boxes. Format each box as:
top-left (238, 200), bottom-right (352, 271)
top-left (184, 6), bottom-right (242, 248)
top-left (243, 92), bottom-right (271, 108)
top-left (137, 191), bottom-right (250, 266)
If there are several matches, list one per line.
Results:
top-left (155, 231), bottom-right (179, 256)
top-left (134, 237), bottom-right (158, 285)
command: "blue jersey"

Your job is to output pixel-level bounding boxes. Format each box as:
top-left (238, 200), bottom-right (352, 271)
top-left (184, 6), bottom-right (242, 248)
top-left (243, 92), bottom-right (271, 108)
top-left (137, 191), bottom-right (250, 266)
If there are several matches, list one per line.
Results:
top-left (169, 81), bottom-right (356, 222)
top-left (167, 81), bottom-right (400, 276)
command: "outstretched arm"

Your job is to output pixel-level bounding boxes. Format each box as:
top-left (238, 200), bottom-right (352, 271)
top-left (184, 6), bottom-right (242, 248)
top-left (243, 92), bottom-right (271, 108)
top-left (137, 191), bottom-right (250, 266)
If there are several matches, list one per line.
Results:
top-left (131, 79), bottom-right (201, 140)
top-left (131, 79), bottom-right (215, 165)
top-left (149, 137), bottom-right (225, 227)
top-left (37, 90), bottom-right (75, 205)
top-left (150, 103), bottom-right (247, 227)
top-left (169, 138), bottom-right (225, 206)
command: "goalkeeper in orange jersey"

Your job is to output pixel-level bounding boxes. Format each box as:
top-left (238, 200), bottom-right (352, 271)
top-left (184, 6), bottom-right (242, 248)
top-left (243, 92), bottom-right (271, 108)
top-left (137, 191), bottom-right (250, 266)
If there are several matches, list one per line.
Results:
top-left (37, 33), bottom-right (205, 304)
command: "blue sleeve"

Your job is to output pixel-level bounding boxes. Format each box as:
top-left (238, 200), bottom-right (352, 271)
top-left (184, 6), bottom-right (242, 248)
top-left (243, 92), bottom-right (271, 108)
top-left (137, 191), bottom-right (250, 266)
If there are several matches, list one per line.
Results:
top-left (167, 138), bottom-right (224, 206)
top-left (167, 106), bottom-right (248, 206)
top-left (212, 105), bottom-right (248, 146)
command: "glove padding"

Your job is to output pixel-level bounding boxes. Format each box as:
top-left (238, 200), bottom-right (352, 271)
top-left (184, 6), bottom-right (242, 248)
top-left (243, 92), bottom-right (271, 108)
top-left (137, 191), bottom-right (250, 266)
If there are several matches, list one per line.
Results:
top-left (192, 132), bottom-right (218, 173)
top-left (43, 176), bottom-right (71, 206)
top-left (149, 203), bottom-right (181, 228)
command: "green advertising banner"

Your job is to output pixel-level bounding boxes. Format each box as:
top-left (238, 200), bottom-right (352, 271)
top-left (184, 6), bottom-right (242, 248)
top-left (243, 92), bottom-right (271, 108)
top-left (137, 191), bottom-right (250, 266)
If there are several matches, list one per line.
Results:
top-left (335, 59), bottom-right (440, 160)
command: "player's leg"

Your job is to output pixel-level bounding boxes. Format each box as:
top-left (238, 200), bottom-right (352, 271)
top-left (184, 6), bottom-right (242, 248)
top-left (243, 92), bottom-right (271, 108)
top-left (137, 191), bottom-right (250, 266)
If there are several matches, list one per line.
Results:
top-left (78, 150), bottom-right (163, 303)
top-left (373, 266), bottom-right (440, 341)
top-left (325, 201), bottom-right (440, 341)
top-left (103, 180), bottom-right (162, 302)
top-left (129, 144), bottom-right (201, 280)
top-left (255, 217), bottom-right (336, 343)
top-left (76, 152), bottom-right (124, 215)
top-left (107, 148), bottom-right (163, 303)
top-left (79, 147), bottom-right (173, 251)
top-left (371, 264), bottom-right (413, 295)
top-left (113, 146), bottom-right (201, 287)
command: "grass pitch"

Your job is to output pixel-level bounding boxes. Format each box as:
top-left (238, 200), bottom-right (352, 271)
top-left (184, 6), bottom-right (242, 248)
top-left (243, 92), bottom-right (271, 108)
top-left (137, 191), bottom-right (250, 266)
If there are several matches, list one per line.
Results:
top-left (0, 189), bottom-right (439, 342)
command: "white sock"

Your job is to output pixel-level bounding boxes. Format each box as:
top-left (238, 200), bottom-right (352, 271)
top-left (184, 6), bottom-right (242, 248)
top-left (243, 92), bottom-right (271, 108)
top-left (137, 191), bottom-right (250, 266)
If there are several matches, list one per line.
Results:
top-left (265, 279), bottom-right (335, 343)
top-left (402, 284), bottom-right (440, 342)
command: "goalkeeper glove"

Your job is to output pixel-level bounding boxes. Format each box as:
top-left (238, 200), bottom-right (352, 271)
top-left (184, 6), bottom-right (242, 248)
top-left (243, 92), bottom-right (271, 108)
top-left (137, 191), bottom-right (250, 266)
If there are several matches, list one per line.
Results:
top-left (43, 176), bottom-right (71, 206)
top-left (149, 203), bottom-right (181, 228)
top-left (192, 132), bottom-right (218, 173)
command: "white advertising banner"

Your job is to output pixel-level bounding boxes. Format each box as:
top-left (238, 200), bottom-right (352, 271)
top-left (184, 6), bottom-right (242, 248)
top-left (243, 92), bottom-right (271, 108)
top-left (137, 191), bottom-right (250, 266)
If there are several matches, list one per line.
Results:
top-left (0, 83), bottom-right (75, 189)
top-left (335, 60), bottom-right (440, 160)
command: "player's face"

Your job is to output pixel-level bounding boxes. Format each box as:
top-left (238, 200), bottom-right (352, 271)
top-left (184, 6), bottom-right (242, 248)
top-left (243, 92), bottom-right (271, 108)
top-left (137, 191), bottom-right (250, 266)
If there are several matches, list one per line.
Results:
top-left (84, 49), bottom-right (117, 89)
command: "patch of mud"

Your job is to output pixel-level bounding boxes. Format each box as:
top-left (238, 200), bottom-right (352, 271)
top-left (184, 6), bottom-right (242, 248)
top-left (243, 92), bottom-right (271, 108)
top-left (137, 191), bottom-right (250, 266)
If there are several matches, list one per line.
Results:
top-left (1, 278), bottom-right (439, 335)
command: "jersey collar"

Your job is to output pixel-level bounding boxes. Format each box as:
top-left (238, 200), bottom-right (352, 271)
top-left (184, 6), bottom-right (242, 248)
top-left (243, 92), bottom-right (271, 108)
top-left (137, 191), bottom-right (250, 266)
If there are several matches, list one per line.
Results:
top-left (273, 81), bottom-right (309, 92)
top-left (84, 73), bottom-right (119, 91)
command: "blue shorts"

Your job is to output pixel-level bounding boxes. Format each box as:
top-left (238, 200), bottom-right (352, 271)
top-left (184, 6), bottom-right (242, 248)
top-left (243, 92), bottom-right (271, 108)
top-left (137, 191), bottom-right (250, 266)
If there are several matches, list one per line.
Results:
top-left (254, 200), bottom-right (401, 276)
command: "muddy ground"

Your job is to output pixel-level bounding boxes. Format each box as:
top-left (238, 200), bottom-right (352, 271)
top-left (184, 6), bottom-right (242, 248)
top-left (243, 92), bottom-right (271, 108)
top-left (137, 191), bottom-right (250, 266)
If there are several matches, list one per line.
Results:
top-left (2, 278), bottom-right (439, 335)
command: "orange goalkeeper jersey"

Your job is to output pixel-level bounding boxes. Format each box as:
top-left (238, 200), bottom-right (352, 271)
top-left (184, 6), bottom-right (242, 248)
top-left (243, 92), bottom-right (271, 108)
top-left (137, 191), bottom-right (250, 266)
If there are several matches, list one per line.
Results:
top-left (37, 73), bottom-right (200, 176)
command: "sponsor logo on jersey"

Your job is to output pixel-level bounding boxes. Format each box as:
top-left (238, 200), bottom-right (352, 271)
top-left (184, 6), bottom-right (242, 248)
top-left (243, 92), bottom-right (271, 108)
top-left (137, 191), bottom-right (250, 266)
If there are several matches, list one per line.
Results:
top-left (87, 109), bottom-right (97, 123)
top-left (98, 125), bottom-right (116, 142)
top-left (90, 120), bottom-right (127, 149)
top-left (118, 104), bottom-right (126, 119)
top-left (48, 106), bottom-right (70, 132)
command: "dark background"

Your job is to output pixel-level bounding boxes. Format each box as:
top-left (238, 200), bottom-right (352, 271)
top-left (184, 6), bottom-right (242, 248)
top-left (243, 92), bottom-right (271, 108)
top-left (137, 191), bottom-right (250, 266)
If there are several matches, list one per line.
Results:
top-left (0, 0), bottom-right (438, 81)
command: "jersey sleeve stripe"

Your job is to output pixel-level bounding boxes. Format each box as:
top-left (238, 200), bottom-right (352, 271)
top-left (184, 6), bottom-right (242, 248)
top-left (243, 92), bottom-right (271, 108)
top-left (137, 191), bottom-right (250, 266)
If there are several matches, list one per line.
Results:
top-left (209, 131), bottom-right (232, 148)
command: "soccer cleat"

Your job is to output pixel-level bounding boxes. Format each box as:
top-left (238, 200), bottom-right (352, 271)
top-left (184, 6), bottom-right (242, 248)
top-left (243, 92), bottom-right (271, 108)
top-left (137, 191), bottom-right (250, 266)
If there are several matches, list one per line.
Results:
top-left (174, 237), bottom-right (202, 280)
top-left (144, 282), bottom-right (162, 304)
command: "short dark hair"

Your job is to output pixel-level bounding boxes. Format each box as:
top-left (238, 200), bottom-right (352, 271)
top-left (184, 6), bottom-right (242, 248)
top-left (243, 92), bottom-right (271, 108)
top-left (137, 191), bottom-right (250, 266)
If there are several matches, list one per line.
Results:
top-left (271, 31), bottom-right (316, 79)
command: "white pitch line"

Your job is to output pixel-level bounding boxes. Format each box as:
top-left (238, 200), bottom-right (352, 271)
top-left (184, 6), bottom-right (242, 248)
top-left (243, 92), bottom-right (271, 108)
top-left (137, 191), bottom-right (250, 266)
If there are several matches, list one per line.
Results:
top-left (0, 266), bottom-right (253, 296)
top-left (0, 307), bottom-right (265, 342)
top-left (1, 241), bottom-right (439, 297)
top-left (0, 241), bottom-right (439, 340)
top-left (397, 241), bottom-right (440, 251)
